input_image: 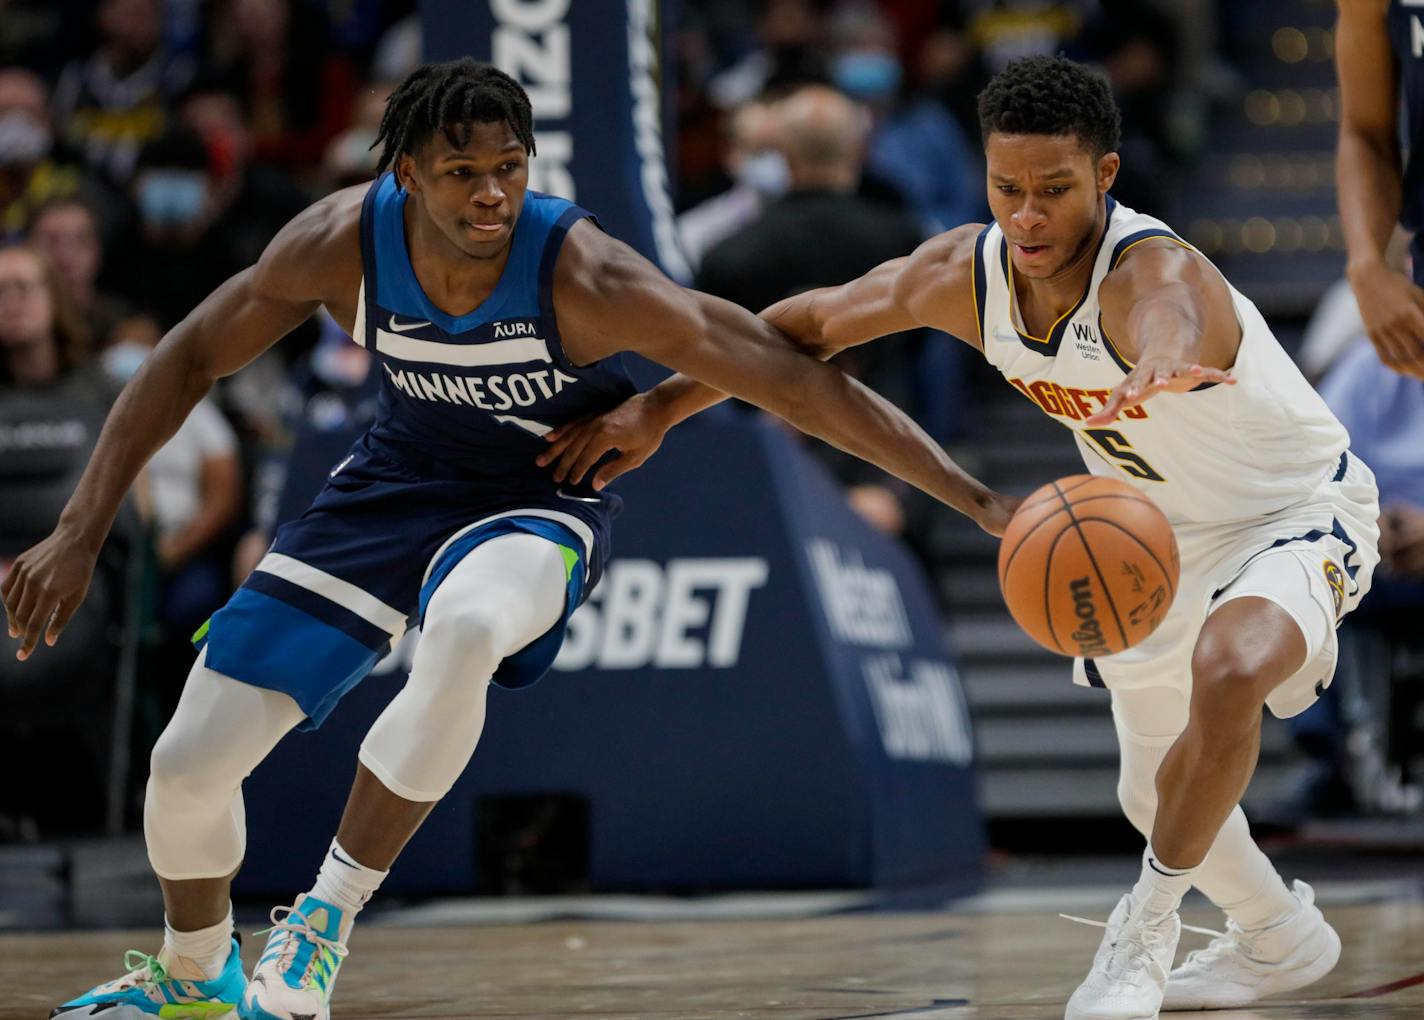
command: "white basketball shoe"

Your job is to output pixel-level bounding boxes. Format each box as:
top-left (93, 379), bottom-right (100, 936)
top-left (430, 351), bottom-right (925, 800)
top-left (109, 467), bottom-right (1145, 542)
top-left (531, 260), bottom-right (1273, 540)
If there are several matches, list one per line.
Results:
top-left (240, 896), bottom-right (349, 1020)
top-left (1063, 894), bottom-right (1182, 1020)
top-left (1162, 880), bottom-right (1340, 1011)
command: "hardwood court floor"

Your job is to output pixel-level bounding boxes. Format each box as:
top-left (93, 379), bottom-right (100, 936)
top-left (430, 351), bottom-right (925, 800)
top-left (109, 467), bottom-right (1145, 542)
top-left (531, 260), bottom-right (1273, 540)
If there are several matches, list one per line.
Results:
top-left (3, 900), bottom-right (1421, 1018)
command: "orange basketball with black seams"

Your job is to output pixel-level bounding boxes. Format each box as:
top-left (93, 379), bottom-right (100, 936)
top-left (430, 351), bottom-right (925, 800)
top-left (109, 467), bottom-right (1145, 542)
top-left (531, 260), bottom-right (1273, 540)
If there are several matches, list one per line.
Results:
top-left (997, 475), bottom-right (1180, 657)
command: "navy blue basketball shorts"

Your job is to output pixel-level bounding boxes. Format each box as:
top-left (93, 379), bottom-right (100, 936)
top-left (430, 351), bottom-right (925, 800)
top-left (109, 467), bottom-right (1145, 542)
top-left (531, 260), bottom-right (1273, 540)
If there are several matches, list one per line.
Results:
top-left (193, 441), bottom-right (613, 730)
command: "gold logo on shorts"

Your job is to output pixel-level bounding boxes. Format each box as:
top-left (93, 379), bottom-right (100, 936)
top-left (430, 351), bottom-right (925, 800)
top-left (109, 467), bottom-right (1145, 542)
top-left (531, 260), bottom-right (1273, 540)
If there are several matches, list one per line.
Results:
top-left (1323, 559), bottom-right (1345, 618)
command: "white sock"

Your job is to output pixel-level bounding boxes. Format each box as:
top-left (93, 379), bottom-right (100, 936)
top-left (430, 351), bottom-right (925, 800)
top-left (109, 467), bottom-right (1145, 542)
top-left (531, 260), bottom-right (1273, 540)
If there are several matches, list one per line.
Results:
top-left (1130, 844), bottom-right (1196, 917)
top-left (308, 839), bottom-right (387, 939)
top-left (1218, 868), bottom-right (1300, 931)
top-left (163, 905), bottom-right (234, 980)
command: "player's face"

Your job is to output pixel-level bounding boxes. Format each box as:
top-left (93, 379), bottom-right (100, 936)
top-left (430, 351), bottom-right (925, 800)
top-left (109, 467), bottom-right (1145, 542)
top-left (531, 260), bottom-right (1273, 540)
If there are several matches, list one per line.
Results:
top-left (984, 133), bottom-right (1119, 280)
top-left (401, 120), bottom-right (529, 260)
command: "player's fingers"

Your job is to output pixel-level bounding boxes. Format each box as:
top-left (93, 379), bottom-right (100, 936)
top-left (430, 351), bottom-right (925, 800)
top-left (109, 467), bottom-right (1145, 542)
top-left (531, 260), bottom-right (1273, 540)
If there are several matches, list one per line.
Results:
top-left (593, 450), bottom-right (648, 490)
top-left (535, 423), bottom-right (585, 466)
top-left (552, 430), bottom-right (599, 483)
top-left (569, 434), bottom-right (618, 485)
top-left (2, 570), bottom-right (22, 638)
top-left (46, 597), bottom-right (79, 646)
top-left (1085, 386), bottom-right (1129, 426)
top-left (16, 595), bottom-right (54, 662)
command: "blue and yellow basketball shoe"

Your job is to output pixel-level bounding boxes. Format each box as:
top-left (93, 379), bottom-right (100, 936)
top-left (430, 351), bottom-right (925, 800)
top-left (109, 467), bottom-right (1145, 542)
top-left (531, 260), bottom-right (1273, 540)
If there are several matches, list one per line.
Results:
top-left (50, 938), bottom-right (246, 1018)
top-left (239, 896), bottom-right (349, 1020)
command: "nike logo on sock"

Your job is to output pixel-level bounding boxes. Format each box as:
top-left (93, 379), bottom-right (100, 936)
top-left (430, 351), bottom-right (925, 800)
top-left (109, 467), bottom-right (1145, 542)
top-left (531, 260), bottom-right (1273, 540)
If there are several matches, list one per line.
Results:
top-left (331, 848), bottom-right (361, 870)
top-left (1148, 857), bottom-right (1189, 877)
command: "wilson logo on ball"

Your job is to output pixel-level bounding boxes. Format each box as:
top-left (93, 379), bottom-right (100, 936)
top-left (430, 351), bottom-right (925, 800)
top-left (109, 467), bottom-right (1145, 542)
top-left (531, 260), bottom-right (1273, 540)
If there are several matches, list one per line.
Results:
top-left (1068, 577), bottom-right (1110, 656)
top-left (998, 475), bottom-right (1180, 658)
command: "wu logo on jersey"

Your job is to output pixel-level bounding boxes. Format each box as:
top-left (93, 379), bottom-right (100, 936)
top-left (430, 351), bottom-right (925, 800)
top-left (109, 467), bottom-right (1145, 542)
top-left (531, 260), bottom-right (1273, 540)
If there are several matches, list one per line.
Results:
top-left (1072, 322), bottom-right (1101, 361)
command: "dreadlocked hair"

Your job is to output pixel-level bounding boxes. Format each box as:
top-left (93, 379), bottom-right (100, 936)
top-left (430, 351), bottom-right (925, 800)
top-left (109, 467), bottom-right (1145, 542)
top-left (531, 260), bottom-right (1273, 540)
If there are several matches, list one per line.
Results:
top-left (374, 58), bottom-right (536, 174)
top-left (977, 55), bottom-right (1121, 159)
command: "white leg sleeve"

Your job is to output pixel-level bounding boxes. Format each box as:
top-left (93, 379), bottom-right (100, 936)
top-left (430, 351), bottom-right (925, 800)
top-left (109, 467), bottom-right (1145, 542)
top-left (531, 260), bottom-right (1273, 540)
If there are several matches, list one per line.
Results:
top-left (358, 533), bottom-right (568, 802)
top-left (1111, 686), bottom-right (1280, 910)
top-left (145, 646), bottom-right (307, 880)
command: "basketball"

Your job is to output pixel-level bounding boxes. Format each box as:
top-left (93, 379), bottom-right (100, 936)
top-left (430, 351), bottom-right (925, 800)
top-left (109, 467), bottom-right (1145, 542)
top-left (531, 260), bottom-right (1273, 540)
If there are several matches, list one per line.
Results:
top-left (998, 475), bottom-right (1180, 658)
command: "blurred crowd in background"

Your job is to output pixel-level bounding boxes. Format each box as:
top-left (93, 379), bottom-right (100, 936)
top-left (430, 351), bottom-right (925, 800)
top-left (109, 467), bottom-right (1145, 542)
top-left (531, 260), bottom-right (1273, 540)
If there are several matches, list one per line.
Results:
top-left (0, 0), bottom-right (1419, 844)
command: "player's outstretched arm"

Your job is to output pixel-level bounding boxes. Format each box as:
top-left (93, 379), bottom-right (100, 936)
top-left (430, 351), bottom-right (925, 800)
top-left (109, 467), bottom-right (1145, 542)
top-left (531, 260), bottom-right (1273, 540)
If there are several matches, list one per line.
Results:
top-left (540, 225), bottom-right (982, 488)
top-left (1, 190), bottom-right (362, 661)
top-left (1085, 241), bottom-right (1239, 426)
top-left (1334, 0), bottom-right (1424, 377)
top-left (551, 221), bottom-right (1012, 531)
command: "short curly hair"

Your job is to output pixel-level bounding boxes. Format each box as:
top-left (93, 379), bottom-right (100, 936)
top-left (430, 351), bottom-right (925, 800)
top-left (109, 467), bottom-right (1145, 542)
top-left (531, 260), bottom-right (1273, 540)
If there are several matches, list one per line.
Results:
top-left (976, 56), bottom-right (1121, 159)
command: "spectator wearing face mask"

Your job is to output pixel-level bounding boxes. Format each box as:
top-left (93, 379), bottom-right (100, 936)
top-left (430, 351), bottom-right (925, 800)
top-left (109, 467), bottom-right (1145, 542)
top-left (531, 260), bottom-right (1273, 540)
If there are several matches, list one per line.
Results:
top-left (828, 3), bottom-right (982, 236)
top-left (677, 97), bottom-right (789, 273)
top-left (177, 80), bottom-right (311, 270)
top-left (27, 195), bottom-right (138, 349)
top-left (109, 128), bottom-right (245, 330)
top-left (0, 68), bottom-right (105, 242)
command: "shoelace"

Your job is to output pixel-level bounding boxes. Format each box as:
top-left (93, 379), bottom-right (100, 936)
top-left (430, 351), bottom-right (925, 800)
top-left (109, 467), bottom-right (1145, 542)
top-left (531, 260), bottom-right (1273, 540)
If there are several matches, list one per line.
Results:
top-left (1059, 913), bottom-right (1220, 983)
top-left (118, 950), bottom-right (169, 990)
top-left (254, 904), bottom-right (350, 988)
top-left (1177, 919), bottom-right (1257, 966)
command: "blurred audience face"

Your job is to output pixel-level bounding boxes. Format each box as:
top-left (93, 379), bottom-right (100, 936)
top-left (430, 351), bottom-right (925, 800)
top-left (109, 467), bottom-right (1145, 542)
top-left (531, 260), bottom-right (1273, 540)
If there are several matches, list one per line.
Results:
top-left (777, 85), bottom-right (870, 192)
top-left (99, 0), bottom-right (164, 65)
top-left (829, 6), bottom-right (903, 105)
top-left (985, 131), bottom-right (1119, 281)
top-left (0, 247), bottom-right (56, 355)
top-left (726, 100), bottom-right (788, 198)
top-left (228, 0), bottom-right (292, 51)
top-left (181, 91), bottom-right (254, 183)
top-left (28, 201), bottom-right (102, 302)
top-left (0, 69), bottom-right (52, 171)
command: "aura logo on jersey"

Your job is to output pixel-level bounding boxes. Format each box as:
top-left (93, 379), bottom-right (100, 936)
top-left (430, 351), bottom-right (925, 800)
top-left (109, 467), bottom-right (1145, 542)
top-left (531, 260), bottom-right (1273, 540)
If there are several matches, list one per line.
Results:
top-left (553, 557), bottom-right (770, 670)
top-left (1069, 576), bottom-right (1111, 656)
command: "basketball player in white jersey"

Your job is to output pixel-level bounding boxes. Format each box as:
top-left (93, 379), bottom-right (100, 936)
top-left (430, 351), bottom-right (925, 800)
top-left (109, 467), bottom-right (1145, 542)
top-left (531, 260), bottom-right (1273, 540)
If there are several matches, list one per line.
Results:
top-left (545, 58), bottom-right (1381, 1019)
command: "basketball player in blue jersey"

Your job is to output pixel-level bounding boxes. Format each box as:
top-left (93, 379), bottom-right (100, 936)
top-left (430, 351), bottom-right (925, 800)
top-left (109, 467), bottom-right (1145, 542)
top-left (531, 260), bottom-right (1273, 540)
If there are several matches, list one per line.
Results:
top-left (550, 59), bottom-right (1381, 1020)
top-left (1336, 0), bottom-right (1424, 378)
top-left (4, 61), bottom-right (1018, 1020)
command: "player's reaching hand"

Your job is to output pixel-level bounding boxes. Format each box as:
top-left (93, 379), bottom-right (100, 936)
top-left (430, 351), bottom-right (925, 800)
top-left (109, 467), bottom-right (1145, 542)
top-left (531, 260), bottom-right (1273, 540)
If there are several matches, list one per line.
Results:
top-left (537, 391), bottom-right (674, 490)
top-left (1347, 262), bottom-right (1424, 379)
top-left (1, 529), bottom-right (99, 661)
top-left (1084, 357), bottom-right (1236, 427)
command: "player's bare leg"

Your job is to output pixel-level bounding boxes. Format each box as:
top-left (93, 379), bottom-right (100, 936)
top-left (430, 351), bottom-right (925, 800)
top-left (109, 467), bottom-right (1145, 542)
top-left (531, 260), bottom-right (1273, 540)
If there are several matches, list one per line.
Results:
top-left (333, 763), bottom-right (437, 869)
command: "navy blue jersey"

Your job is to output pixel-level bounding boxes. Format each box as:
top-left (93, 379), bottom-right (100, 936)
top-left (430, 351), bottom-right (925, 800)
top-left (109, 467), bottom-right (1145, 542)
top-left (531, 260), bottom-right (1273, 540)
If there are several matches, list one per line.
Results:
top-left (354, 172), bottom-right (637, 481)
top-left (194, 176), bottom-right (639, 729)
top-left (1387, 1), bottom-right (1424, 282)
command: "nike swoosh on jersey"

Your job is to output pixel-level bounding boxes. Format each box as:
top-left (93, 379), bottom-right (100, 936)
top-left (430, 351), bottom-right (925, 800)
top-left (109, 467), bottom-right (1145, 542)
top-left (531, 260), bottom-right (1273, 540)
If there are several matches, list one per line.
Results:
top-left (388, 314), bottom-right (433, 333)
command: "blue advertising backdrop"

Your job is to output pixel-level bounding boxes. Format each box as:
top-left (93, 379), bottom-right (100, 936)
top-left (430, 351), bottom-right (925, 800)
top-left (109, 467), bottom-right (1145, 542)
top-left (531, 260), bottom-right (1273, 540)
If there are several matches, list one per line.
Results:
top-left (420, 0), bottom-right (690, 285)
top-left (237, 417), bottom-right (984, 894)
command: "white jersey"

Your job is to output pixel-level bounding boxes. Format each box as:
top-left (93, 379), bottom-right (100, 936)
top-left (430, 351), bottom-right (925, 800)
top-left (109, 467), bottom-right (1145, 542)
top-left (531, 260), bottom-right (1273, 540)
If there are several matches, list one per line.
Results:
top-left (975, 198), bottom-right (1349, 527)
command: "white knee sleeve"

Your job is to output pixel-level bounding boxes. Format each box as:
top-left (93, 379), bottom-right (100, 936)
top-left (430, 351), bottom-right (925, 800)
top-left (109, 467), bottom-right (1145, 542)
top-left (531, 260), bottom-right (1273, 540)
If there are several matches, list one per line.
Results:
top-left (1111, 686), bottom-right (1283, 910)
top-left (358, 534), bottom-right (568, 802)
top-left (145, 647), bottom-right (306, 880)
